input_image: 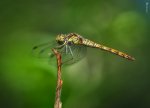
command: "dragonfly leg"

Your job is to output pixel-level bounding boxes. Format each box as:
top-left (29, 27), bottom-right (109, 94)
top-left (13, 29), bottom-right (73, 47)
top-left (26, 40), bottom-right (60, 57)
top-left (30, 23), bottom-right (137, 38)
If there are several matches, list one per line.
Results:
top-left (55, 41), bottom-right (67, 49)
top-left (68, 46), bottom-right (74, 57)
top-left (62, 46), bottom-right (74, 65)
top-left (65, 45), bottom-right (68, 54)
top-left (55, 45), bottom-right (63, 49)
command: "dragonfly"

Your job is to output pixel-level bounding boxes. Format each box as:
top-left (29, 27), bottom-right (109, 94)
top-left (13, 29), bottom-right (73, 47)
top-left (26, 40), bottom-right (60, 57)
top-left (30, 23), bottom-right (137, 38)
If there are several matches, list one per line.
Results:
top-left (32, 33), bottom-right (135, 64)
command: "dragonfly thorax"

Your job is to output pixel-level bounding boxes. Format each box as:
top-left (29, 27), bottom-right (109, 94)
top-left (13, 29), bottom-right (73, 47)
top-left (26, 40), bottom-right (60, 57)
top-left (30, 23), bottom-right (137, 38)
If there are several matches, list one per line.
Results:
top-left (56, 33), bottom-right (83, 46)
top-left (67, 33), bottom-right (83, 45)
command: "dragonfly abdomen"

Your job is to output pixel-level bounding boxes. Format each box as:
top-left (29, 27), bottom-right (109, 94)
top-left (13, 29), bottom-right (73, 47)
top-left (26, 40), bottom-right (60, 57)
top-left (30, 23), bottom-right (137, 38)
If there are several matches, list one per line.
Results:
top-left (82, 38), bottom-right (108, 49)
top-left (82, 38), bottom-right (135, 61)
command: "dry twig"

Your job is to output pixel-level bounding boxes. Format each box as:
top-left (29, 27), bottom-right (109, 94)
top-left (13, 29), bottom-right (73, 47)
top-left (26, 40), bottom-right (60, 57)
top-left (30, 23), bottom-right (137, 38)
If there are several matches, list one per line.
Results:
top-left (52, 49), bottom-right (63, 108)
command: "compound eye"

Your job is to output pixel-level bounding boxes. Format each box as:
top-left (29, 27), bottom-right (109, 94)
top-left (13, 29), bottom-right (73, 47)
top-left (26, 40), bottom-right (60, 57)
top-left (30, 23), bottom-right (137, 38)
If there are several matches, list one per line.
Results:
top-left (57, 41), bottom-right (64, 45)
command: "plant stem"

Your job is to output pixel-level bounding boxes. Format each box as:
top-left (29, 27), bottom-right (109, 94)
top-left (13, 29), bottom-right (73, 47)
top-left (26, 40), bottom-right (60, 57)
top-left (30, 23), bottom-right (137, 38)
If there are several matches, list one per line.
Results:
top-left (52, 49), bottom-right (63, 108)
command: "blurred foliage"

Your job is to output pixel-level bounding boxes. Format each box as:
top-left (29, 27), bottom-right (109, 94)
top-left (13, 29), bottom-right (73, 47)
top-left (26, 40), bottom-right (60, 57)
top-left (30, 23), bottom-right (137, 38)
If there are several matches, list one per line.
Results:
top-left (0, 0), bottom-right (150, 108)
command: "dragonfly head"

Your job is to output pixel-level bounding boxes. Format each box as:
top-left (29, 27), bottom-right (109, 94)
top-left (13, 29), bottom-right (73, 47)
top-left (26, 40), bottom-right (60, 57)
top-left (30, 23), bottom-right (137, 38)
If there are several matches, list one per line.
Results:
top-left (56, 34), bottom-right (66, 45)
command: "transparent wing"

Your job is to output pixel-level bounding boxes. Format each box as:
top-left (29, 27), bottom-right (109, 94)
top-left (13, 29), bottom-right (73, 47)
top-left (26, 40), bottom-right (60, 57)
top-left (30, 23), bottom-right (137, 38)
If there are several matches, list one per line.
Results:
top-left (61, 45), bottom-right (87, 65)
top-left (32, 41), bottom-right (87, 65)
top-left (32, 41), bottom-right (58, 58)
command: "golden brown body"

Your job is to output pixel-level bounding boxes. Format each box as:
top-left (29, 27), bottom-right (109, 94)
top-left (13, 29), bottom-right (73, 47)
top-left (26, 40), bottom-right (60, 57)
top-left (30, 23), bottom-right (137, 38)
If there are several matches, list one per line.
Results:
top-left (82, 38), bottom-right (135, 60)
top-left (55, 33), bottom-right (135, 61)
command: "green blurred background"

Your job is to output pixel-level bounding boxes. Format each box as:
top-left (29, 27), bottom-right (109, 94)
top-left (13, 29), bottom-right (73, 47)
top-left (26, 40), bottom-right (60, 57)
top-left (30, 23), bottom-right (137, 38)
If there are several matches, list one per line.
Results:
top-left (0, 0), bottom-right (150, 108)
